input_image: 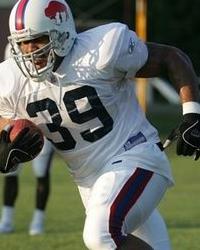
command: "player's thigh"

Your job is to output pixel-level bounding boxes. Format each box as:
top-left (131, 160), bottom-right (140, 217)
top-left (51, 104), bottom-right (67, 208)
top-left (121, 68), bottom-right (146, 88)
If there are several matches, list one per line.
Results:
top-left (82, 169), bottom-right (127, 249)
top-left (32, 139), bottom-right (54, 177)
top-left (83, 167), bottom-right (168, 236)
top-left (123, 172), bottom-right (168, 232)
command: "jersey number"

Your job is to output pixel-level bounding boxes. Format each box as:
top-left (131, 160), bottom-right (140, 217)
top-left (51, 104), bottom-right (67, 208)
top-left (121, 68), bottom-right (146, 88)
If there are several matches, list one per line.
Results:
top-left (26, 86), bottom-right (113, 150)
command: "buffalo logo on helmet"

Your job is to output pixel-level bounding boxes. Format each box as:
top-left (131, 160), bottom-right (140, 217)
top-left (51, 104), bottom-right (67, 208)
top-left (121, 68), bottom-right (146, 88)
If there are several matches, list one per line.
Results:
top-left (45, 1), bottom-right (68, 25)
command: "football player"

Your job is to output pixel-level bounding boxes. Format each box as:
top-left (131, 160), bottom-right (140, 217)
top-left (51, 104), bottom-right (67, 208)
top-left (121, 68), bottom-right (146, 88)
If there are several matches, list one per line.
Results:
top-left (0, 0), bottom-right (199, 249)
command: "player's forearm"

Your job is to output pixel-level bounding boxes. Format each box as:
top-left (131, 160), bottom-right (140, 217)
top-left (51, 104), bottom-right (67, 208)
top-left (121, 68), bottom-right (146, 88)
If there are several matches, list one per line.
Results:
top-left (164, 47), bottom-right (199, 104)
top-left (179, 85), bottom-right (199, 104)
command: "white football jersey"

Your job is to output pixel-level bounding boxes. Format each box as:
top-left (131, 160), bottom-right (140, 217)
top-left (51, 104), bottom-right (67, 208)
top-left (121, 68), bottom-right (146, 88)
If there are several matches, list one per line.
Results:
top-left (0, 23), bottom-right (173, 184)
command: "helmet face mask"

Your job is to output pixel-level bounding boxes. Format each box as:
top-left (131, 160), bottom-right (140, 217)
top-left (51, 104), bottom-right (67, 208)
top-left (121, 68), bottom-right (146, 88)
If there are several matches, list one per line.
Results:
top-left (8, 33), bottom-right (55, 81)
top-left (8, 0), bottom-right (77, 82)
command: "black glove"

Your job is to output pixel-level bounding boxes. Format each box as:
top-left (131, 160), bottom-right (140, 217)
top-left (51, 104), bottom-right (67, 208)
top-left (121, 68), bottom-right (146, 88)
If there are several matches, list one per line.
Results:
top-left (0, 125), bottom-right (43, 173)
top-left (163, 113), bottom-right (200, 160)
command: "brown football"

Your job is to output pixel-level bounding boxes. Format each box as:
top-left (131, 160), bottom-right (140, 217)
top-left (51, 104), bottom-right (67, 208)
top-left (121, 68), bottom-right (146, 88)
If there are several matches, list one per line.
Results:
top-left (9, 119), bottom-right (44, 156)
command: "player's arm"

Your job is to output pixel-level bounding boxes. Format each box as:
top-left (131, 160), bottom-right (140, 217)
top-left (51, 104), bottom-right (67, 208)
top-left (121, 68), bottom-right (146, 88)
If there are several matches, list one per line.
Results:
top-left (0, 117), bottom-right (42, 173)
top-left (136, 42), bottom-right (200, 159)
top-left (136, 42), bottom-right (199, 102)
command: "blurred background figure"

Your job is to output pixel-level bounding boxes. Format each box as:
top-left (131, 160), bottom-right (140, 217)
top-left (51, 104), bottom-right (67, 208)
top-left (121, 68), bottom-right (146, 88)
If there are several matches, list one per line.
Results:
top-left (0, 138), bottom-right (54, 235)
top-left (0, 42), bottom-right (55, 236)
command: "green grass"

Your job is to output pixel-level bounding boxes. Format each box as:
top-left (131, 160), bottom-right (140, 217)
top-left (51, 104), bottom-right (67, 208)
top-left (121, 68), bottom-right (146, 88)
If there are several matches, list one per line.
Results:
top-left (0, 107), bottom-right (200, 249)
top-left (159, 145), bottom-right (200, 250)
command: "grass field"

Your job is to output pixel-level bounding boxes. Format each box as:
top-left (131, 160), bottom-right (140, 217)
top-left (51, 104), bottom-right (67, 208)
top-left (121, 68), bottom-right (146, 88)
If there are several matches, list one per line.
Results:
top-left (0, 107), bottom-right (200, 250)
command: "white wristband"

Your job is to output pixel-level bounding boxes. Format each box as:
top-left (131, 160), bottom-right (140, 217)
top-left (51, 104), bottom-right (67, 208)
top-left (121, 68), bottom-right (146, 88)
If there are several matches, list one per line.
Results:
top-left (182, 101), bottom-right (200, 115)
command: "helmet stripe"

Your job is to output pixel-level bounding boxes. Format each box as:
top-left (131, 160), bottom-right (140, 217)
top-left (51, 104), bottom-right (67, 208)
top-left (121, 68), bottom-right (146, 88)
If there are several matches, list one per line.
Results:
top-left (15, 0), bottom-right (29, 30)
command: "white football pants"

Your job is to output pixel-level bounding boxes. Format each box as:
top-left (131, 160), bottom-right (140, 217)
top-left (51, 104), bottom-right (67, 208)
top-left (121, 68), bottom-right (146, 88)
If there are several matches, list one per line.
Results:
top-left (78, 167), bottom-right (170, 250)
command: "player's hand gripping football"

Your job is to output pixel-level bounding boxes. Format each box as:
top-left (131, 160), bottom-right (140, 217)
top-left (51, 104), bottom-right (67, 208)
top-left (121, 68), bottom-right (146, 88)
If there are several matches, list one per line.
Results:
top-left (163, 113), bottom-right (200, 160)
top-left (0, 124), bottom-right (43, 174)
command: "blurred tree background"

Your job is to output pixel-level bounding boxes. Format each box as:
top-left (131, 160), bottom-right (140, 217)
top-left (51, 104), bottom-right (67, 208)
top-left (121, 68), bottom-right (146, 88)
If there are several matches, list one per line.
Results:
top-left (148, 0), bottom-right (200, 74)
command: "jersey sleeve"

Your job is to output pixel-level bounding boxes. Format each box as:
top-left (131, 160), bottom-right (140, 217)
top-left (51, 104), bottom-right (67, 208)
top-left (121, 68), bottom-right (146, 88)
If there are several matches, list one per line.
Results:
top-left (114, 26), bottom-right (148, 78)
top-left (0, 97), bottom-right (15, 118)
top-left (0, 95), bottom-right (15, 119)
top-left (0, 60), bottom-right (20, 118)
top-left (76, 23), bottom-right (147, 81)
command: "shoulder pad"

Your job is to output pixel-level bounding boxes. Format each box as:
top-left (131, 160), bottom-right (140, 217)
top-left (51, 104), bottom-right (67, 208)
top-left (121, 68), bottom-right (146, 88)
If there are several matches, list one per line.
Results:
top-left (77, 23), bottom-right (128, 69)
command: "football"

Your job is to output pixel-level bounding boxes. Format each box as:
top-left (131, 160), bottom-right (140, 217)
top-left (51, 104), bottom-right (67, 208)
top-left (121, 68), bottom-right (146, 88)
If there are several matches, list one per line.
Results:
top-left (9, 119), bottom-right (44, 156)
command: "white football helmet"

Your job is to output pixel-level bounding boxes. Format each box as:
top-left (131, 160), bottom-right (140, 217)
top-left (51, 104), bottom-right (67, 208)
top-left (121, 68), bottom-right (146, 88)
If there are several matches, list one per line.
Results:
top-left (8, 0), bottom-right (77, 81)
